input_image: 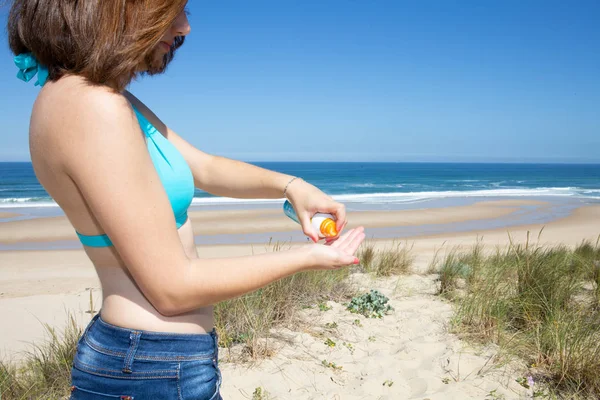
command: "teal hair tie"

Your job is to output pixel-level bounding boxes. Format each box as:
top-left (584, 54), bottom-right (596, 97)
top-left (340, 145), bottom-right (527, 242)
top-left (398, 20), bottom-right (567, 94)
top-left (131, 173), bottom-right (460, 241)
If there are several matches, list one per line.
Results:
top-left (14, 52), bottom-right (49, 87)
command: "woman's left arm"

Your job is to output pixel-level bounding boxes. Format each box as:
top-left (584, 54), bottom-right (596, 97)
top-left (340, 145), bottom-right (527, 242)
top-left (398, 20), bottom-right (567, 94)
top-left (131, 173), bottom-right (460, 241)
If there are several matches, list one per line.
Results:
top-left (122, 92), bottom-right (346, 241)
top-left (168, 127), bottom-right (293, 199)
top-left (167, 126), bottom-right (346, 241)
top-left (124, 92), bottom-right (293, 199)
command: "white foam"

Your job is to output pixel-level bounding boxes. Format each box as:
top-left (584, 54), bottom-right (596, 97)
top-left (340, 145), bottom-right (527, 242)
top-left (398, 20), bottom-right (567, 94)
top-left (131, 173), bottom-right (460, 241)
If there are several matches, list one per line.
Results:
top-left (1, 187), bottom-right (598, 209)
top-left (0, 198), bottom-right (57, 207)
top-left (187, 187), bottom-right (596, 206)
top-left (349, 183), bottom-right (404, 188)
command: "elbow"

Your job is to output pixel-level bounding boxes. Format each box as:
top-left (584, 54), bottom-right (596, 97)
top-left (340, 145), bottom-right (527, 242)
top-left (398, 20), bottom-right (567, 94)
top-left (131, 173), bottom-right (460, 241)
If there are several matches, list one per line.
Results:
top-left (154, 299), bottom-right (182, 317)
top-left (144, 261), bottom-right (193, 317)
top-left (150, 287), bottom-right (213, 317)
top-left (143, 261), bottom-right (214, 316)
top-left (152, 290), bottom-right (188, 317)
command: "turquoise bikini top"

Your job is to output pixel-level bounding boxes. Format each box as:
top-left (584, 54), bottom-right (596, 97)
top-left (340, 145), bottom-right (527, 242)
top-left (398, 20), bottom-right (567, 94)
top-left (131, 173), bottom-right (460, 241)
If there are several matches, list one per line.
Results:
top-left (15, 53), bottom-right (195, 248)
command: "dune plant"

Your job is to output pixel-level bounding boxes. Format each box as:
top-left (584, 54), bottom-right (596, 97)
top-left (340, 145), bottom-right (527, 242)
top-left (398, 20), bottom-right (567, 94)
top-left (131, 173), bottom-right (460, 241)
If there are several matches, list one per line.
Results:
top-left (449, 234), bottom-right (600, 398)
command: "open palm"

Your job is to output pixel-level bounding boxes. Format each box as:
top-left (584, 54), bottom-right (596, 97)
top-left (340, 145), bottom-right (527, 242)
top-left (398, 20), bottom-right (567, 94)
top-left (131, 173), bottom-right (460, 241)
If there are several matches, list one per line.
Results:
top-left (309, 226), bottom-right (366, 270)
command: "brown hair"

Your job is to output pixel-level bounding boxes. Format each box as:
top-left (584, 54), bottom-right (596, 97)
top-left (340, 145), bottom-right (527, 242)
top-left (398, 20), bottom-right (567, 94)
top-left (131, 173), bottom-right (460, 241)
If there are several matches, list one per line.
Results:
top-left (8, 0), bottom-right (188, 91)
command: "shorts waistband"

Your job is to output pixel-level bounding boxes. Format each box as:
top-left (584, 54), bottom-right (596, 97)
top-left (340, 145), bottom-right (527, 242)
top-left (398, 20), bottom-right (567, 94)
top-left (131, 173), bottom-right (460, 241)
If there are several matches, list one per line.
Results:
top-left (82, 312), bottom-right (218, 361)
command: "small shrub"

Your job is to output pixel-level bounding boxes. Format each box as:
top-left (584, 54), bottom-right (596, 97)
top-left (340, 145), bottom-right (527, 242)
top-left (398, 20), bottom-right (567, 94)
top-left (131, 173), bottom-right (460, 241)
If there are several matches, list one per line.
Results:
top-left (343, 342), bottom-right (355, 354)
top-left (252, 386), bottom-right (273, 400)
top-left (321, 359), bottom-right (342, 370)
top-left (324, 322), bottom-right (338, 330)
top-left (347, 290), bottom-right (393, 318)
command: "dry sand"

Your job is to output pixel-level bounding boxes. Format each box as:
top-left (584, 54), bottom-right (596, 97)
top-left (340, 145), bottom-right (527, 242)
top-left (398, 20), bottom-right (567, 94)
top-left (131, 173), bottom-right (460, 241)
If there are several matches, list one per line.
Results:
top-left (219, 274), bottom-right (528, 399)
top-left (0, 200), bottom-right (598, 399)
top-left (0, 199), bottom-right (543, 243)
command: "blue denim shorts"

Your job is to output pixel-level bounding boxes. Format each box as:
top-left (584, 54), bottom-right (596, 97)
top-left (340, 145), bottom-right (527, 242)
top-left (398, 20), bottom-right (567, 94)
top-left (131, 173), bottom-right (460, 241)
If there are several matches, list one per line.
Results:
top-left (70, 313), bottom-right (222, 400)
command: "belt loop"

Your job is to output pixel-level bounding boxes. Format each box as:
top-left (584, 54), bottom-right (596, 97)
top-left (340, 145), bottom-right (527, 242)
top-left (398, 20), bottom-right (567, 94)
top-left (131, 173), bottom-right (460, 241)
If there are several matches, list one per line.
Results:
top-left (122, 331), bottom-right (141, 373)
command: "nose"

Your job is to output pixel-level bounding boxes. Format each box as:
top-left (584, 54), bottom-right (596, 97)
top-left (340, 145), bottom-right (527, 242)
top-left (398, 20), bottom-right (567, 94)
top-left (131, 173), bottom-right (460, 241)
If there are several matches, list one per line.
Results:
top-left (173, 11), bottom-right (191, 36)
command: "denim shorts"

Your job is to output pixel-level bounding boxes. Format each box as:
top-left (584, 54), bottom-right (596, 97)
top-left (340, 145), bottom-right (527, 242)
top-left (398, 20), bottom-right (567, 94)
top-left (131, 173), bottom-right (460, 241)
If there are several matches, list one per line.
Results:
top-left (70, 313), bottom-right (222, 399)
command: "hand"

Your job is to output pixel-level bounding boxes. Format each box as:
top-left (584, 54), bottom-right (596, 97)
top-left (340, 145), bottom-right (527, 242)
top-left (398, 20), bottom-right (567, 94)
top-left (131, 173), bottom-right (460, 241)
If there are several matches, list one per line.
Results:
top-left (306, 227), bottom-right (365, 270)
top-left (286, 178), bottom-right (347, 242)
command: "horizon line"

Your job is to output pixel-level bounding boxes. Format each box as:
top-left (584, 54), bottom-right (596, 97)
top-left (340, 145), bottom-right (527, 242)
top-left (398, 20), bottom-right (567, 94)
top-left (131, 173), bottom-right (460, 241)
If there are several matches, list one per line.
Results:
top-left (2, 160), bottom-right (600, 165)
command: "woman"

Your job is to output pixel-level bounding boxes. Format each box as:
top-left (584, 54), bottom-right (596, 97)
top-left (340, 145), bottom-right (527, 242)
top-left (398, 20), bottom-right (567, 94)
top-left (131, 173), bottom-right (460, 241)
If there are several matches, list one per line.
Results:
top-left (8, 1), bottom-right (365, 399)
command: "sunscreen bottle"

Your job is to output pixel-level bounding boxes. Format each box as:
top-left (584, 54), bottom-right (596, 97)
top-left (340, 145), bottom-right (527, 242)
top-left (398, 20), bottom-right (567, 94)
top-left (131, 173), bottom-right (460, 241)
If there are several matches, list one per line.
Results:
top-left (283, 200), bottom-right (339, 238)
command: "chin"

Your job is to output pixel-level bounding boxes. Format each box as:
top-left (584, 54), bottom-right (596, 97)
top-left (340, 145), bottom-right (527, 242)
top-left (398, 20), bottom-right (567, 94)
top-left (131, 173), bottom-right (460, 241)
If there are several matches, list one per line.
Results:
top-left (143, 36), bottom-right (184, 76)
top-left (144, 52), bottom-right (169, 75)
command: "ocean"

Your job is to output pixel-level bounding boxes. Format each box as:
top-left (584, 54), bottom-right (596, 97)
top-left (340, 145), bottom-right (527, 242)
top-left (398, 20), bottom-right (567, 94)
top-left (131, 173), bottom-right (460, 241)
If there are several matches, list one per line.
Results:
top-left (1, 162), bottom-right (600, 208)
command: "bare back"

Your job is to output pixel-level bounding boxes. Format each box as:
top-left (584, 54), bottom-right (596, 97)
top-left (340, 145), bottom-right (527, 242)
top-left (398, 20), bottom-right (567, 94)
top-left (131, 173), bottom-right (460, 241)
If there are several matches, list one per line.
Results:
top-left (30, 75), bottom-right (213, 333)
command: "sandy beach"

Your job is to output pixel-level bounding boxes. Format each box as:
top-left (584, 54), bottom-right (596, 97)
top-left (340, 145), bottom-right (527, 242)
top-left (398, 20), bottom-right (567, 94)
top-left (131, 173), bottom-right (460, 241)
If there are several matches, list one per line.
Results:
top-left (0, 212), bottom-right (20, 219)
top-left (0, 199), bottom-right (544, 243)
top-left (1, 199), bottom-right (599, 399)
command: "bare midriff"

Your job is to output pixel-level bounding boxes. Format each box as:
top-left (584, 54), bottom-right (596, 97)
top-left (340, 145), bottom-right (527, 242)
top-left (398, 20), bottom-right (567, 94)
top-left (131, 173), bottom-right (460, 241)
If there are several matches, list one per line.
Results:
top-left (84, 218), bottom-right (214, 334)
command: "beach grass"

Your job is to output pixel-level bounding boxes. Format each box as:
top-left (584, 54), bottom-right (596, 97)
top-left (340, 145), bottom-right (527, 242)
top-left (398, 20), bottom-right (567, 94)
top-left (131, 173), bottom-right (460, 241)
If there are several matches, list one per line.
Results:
top-left (433, 238), bottom-right (484, 296)
top-left (214, 266), bottom-right (354, 359)
top-left (357, 239), bottom-right (376, 272)
top-left (0, 314), bottom-right (82, 400)
top-left (213, 239), bottom-right (357, 359)
top-left (439, 233), bottom-right (600, 398)
top-left (357, 240), bottom-right (414, 276)
top-left (12, 234), bottom-right (600, 397)
top-left (0, 269), bottom-right (354, 398)
top-left (0, 238), bottom-right (415, 398)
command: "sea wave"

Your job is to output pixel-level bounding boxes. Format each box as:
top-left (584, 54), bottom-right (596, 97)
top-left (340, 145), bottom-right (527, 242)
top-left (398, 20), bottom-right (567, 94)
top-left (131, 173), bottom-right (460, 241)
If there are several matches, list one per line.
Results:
top-left (186, 187), bottom-right (599, 205)
top-left (330, 187), bottom-right (592, 204)
top-left (1, 187), bottom-right (598, 208)
top-left (348, 183), bottom-right (404, 188)
top-left (0, 197), bottom-right (57, 207)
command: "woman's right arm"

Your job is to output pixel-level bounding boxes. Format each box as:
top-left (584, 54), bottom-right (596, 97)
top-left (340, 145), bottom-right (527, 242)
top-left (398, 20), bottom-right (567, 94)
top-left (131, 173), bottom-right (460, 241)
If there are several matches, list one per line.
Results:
top-left (58, 89), bottom-right (364, 316)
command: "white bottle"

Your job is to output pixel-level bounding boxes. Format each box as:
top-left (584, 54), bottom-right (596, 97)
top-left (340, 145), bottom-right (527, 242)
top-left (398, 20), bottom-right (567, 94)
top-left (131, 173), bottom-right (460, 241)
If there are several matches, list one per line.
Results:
top-left (283, 200), bottom-right (338, 238)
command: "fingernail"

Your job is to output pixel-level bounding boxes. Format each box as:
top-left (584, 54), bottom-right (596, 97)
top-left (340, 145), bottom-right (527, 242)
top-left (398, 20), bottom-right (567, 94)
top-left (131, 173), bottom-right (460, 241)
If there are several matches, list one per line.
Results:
top-left (353, 258), bottom-right (360, 264)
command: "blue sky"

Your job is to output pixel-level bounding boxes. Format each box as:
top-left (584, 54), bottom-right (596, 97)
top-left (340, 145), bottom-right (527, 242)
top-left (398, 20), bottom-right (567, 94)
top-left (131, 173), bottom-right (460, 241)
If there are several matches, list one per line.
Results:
top-left (1, 0), bottom-right (599, 163)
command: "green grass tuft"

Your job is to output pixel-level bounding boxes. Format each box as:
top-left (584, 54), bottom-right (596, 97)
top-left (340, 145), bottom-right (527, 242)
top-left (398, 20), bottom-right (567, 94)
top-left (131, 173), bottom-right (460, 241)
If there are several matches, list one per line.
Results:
top-left (214, 240), bottom-right (355, 359)
top-left (0, 314), bottom-right (83, 400)
top-left (447, 234), bottom-right (600, 398)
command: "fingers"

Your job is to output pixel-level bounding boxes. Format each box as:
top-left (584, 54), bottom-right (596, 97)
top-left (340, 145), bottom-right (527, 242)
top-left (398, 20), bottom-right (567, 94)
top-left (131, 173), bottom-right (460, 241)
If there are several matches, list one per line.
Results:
top-left (331, 227), bottom-right (364, 254)
top-left (329, 227), bottom-right (357, 249)
top-left (338, 253), bottom-right (360, 266)
top-left (332, 203), bottom-right (347, 233)
top-left (321, 203), bottom-right (346, 233)
top-left (342, 227), bottom-right (366, 255)
top-left (299, 213), bottom-right (319, 243)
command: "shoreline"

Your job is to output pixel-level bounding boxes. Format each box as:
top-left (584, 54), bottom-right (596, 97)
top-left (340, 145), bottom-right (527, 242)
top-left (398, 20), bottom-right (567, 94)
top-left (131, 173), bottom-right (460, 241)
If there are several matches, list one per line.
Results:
top-left (0, 196), bottom-right (592, 251)
top-left (0, 212), bottom-right (21, 218)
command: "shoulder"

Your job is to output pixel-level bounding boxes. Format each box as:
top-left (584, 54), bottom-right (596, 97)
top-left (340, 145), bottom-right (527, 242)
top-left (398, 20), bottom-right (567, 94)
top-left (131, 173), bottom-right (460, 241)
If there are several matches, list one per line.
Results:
top-left (34, 75), bottom-right (134, 129)
top-left (30, 75), bottom-right (142, 158)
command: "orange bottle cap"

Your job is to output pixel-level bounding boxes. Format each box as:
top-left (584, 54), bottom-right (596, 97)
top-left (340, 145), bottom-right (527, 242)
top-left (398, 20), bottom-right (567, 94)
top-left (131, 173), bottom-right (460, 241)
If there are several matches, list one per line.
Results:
top-left (320, 218), bottom-right (338, 237)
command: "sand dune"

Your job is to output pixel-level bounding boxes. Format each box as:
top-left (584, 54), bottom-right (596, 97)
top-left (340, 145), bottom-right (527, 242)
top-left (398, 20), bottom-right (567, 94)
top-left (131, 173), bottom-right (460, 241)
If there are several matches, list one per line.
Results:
top-left (220, 274), bottom-right (528, 399)
top-left (0, 200), bottom-right (598, 399)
